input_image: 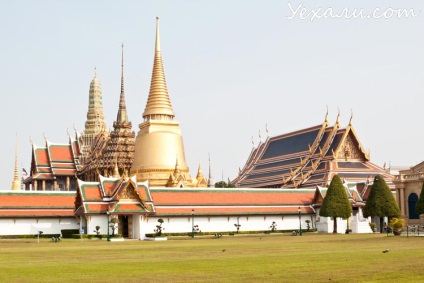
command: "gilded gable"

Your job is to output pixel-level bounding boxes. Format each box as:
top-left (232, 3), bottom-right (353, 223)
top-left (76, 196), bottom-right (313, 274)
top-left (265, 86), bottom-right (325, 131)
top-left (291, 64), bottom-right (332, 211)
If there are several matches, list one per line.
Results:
top-left (118, 185), bottom-right (139, 201)
top-left (337, 133), bottom-right (364, 161)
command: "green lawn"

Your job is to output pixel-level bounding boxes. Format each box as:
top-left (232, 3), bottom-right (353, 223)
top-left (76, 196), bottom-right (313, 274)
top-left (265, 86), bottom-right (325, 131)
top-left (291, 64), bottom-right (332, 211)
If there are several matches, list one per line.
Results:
top-left (1, 233), bottom-right (423, 282)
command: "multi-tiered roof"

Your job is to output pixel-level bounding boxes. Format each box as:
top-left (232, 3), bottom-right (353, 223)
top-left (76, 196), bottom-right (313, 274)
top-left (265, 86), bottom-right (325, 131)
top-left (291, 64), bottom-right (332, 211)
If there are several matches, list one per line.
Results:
top-left (232, 113), bottom-right (394, 189)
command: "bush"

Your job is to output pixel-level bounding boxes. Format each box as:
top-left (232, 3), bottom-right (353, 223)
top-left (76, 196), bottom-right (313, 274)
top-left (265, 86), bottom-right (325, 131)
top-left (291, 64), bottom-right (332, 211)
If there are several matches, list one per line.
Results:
top-left (61, 229), bottom-right (79, 238)
top-left (389, 218), bottom-right (405, 230)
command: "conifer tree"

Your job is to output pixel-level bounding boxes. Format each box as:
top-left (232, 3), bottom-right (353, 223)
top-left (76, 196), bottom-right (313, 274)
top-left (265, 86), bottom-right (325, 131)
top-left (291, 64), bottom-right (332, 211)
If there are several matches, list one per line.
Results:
top-left (415, 182), bottom-right (424, 216)
top-left (363, 175), bottom-right (401, 232)
top-left (319, 175), bottom-right (352, 234)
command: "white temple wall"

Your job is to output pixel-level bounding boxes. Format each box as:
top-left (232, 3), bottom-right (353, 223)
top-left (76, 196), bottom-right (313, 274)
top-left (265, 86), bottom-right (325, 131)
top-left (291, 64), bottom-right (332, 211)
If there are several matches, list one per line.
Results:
top-left (141, 214), bottom-right (313, 237)
top-left (0, 218), bottom-right (79, 236)
top-left (315, 208), bottom-right (373, 234)
top-left (86, 215), bottom-right (109, 235)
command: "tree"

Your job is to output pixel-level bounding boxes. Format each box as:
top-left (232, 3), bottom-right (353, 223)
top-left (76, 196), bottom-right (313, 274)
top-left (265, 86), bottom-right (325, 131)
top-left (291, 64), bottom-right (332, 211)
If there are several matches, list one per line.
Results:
top-left (363, 175), bottom-right (401, 232)
top-left (415, 182), bottom-right (424, 216)
top-left (319, 175), bottom-right (352, 234)
top-left (154, 218), bottom-right (165, 236)
top-left (215, 181), bottom-right (235, 188)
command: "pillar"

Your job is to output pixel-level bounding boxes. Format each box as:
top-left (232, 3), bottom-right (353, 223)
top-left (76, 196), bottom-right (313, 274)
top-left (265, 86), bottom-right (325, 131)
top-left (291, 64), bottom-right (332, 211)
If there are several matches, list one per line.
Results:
top-left (42, 180), bottom-right (46, 191)
top-left (66, 176), bottom-right (70, 191)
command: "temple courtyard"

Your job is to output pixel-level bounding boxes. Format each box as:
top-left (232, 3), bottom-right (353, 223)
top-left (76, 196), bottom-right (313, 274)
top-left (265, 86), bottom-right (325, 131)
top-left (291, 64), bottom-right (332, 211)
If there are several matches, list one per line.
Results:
top-left (1, 234), bottom-right (423, 282)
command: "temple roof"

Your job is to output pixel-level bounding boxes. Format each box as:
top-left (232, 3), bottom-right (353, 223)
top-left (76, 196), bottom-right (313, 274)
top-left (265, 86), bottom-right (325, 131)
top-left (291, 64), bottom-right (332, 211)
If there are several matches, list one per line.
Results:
top-left (75, 176), bottom-right (155, 215)
top-left (150, 187), bottom-right (316, 216)
top-left (0, 191), bottom-right (76, 217)
top-left (232, 115), bottom-right (394, 189)
top-left (26, 139), bottom-right (79, 182)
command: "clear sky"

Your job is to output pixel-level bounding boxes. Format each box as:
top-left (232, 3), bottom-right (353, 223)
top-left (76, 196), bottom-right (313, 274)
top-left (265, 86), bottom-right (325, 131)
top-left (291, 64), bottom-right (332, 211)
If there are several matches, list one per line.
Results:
top-left (0, 0), bottom-right (423, 190)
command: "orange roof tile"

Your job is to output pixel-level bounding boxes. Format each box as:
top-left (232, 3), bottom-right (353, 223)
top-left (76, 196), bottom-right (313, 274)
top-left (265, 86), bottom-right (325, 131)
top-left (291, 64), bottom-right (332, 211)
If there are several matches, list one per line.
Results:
top-left (49, 145), bottom-right (74, 162)
top-left (0, 193), bottom-right (75, 208)
top-left (150, 189), bottom-right (315, 206)
top-left (35, 148), bottom-right (49, 166)
top-left (155, 206), bottom-right (314, 215)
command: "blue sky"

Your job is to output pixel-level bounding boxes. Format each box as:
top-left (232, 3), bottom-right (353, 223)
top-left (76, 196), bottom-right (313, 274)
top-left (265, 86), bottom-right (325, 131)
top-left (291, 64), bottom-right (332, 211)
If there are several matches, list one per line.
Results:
top-left (0, 1), bottom-right (423, 190)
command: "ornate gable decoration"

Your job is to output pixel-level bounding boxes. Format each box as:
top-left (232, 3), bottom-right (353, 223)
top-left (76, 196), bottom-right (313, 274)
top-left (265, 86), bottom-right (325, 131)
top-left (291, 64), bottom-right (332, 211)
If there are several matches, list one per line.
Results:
top-left (118, 186), bottom-right (139, 200)
top-left (336, 132), bottom-right (364, 161)
top-left (117, 183), bottom-right (140, 202)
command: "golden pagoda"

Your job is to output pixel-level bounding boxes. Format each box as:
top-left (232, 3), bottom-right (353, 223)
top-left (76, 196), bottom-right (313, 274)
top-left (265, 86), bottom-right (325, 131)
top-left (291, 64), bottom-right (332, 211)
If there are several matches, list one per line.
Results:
top-left (131, 17), bottom-right (199, 188)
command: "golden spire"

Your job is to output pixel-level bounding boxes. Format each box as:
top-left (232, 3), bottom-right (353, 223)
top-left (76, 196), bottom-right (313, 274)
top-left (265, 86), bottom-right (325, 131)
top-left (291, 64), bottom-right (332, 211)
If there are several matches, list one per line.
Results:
top-left (11, 135), bottom-right (21, 190)
top-left (112, 159), bottom-right (120, 178)
top-left (196, 163), bottom-right (204, 180)
top-left (173, 157), bottom-right (180, 178)
top-left (142, 17), bottom-right (175, 120)
top-left (116, 43), bottom-right (128, 123)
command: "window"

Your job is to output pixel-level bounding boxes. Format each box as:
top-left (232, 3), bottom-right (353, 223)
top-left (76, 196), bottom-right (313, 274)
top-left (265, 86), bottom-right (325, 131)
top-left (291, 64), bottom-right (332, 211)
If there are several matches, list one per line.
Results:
top-left (408, 193), bottom-right (420, 219)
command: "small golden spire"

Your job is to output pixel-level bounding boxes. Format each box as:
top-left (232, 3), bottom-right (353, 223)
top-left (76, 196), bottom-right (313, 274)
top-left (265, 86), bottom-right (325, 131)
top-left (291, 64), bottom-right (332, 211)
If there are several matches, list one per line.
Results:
top-left (11, 134), bottom-right (21, 190)
top-left (196, 163), bottom-right (203, 180)
top-left (112, 159), bottom-right (120, 178)
top-left (349, 109), bottom-right (353, 126)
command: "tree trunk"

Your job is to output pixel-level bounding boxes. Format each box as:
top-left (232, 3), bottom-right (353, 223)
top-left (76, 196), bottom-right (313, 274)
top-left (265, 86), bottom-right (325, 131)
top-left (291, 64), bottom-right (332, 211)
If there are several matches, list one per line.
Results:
top-left (379, 217), bottom-right (384, 233)
top-left (333, 217), bottom-right (337, 234)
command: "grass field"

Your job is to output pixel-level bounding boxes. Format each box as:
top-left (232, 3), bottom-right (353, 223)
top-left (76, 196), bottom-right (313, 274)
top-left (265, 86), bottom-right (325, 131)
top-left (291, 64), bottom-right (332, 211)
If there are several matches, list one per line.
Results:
top-left (1, 233), bottom-right (423, 282)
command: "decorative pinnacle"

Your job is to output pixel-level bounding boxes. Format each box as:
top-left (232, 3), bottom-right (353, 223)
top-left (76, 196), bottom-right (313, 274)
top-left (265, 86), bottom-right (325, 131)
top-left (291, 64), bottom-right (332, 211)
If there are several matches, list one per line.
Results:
top-left (11, 134), bottom-right (21, 190)
top-left (142, 17), bottom-right (175, 119)
top-left (121, 43), bottom-right (124, 95)
top-left (155, 17), bottom-right (161, 52)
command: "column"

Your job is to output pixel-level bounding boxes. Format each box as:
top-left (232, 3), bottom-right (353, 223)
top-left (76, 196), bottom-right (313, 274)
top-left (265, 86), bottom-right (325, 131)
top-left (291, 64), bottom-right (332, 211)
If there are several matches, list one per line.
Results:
top-left (42, 180), bottom-right (46, 191)
top-left (66, 176), bottom-right (70, 191)
top-left (33, 180), bottom-right (38, 191)
top-left (400, 187), bottom-right (406, 216)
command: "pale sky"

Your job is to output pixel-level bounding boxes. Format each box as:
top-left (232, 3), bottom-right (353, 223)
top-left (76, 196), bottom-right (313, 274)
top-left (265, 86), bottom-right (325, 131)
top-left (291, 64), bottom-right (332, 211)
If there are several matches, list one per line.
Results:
top-left (1, 1), bottom-right (423, 190)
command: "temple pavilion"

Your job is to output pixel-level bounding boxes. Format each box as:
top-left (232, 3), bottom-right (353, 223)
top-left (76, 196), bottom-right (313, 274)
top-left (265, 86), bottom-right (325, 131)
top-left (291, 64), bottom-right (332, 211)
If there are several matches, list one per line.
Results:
top-left (232, 113), bottom-right (394, 190)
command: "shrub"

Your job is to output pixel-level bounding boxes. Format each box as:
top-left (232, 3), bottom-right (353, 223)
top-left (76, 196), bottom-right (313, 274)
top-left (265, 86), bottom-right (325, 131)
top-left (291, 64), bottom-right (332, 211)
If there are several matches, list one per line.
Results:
top-left (61, 229), bottom-right (79, 238)
top-left (389, 218), bottom-right (405, 230)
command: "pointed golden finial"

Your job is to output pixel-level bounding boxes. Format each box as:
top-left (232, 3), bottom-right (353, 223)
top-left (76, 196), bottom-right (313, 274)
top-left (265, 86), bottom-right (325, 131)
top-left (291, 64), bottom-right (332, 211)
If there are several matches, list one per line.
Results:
top-left (251, 136), bottom-right (254, 148)
top-left (349, 109), bottom-right (353, 126)
top-left (43, 132), bottom-right (47, 143)
top-left (112, 159), bottom-right (120, 178)
top-left (12, 134), bottom-right (21, 190)
top-left (94, 66), bottom-right (97, 78)
top-left (265, 123), bottom-right (269, 138)
top-left (325, 105), bottom-right (329, 123)
top-left (336, 107), bottom-right (340, 127)
top-left (142, 16), bottom-right (175, 120)
top-left (258, 129), bottom-right (262, 143)
top-left (196, 163), bottom-right (203, 180)
top-left (155, 17), bottom-right (161, 51)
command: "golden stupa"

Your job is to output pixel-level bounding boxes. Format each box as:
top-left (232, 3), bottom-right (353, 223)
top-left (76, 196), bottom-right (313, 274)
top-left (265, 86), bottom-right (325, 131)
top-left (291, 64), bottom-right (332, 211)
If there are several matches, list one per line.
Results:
top-left (131, 17), bottom-right (203, 188)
